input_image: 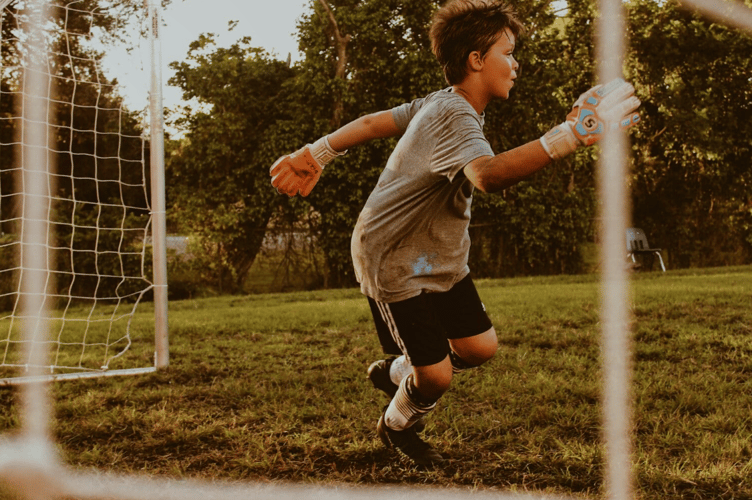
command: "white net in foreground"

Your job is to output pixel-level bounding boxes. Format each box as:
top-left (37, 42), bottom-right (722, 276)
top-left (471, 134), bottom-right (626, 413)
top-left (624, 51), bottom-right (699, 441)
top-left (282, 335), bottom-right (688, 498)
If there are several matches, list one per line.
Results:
top-left (0, 0), bottom-right (167, 384)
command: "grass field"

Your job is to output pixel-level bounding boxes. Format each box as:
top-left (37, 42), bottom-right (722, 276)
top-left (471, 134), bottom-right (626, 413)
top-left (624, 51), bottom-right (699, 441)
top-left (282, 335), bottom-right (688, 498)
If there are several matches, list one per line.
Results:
top-left (1, 266), bottom-right (751, 499)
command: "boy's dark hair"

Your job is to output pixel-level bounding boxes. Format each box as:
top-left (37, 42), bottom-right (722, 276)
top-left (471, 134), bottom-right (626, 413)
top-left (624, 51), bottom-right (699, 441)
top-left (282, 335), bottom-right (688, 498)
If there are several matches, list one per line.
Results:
top-left (430, 0), bottom-right (525, 85)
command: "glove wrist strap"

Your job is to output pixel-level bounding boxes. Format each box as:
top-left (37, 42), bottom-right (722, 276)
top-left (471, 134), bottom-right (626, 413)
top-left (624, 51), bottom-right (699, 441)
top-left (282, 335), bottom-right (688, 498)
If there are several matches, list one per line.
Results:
top-left (540, 122), bottom-right (579, 160)
top-left (309, 135), bottom-right (347, 169)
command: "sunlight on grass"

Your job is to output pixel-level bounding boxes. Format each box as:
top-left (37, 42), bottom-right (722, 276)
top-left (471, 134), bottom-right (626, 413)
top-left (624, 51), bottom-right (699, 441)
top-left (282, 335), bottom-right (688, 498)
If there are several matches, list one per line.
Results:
top-left (0, 266), bottom-right (749, 499)
top-left (1, 300), bottom-right (157, 376)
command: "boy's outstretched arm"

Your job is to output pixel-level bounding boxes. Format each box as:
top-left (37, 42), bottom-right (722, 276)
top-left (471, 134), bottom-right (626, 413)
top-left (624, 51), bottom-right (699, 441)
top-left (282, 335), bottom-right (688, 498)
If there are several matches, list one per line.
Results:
top-left (327, 110), bottom-right (402, 152)
top-left (463, 140), bottom-right (551, 194)
top-left (465, 78), bottom-right (641, 194)
top-left (270, 110), bottom-right (401, 197)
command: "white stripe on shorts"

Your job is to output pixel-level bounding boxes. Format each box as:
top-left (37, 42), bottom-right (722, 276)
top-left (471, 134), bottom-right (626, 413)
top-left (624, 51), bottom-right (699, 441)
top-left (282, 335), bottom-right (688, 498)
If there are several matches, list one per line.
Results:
top-left (375, 301), bottom-right (411, 365)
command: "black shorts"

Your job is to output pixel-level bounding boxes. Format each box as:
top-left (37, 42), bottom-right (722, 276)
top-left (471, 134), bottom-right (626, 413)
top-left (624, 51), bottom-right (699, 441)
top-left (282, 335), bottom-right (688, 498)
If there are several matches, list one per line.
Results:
top-left (367, 274), bottom-right (493, 367)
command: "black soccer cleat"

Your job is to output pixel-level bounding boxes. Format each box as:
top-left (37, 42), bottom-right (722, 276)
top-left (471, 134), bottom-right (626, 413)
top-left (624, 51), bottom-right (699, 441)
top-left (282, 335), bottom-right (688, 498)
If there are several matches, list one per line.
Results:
top-left (377, 410), bottom-right (444, 466)
top-left (367, 357), bottom-right (400, 398)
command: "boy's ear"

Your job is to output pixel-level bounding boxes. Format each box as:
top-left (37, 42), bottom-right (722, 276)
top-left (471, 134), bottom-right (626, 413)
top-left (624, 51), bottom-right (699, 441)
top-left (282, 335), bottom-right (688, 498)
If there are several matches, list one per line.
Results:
top-left (466, 50), bottom-right (484, 72)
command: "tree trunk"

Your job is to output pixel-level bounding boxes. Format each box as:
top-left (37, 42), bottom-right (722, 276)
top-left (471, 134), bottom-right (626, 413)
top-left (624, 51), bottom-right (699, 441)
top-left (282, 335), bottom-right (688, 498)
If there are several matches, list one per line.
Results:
top-left (317, 0), bottom-right (351, 128)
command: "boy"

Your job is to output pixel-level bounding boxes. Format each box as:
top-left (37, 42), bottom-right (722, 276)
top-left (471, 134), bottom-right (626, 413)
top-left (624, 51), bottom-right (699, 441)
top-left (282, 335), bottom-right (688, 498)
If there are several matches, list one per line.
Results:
top-left (270, 0), bottom-right (640, 466)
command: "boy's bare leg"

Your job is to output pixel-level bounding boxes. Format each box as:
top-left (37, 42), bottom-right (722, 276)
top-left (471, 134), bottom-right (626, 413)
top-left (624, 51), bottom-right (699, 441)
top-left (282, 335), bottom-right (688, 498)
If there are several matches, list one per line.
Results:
top-left (390, 326), bottom-right (498, 416)
top-left (449, 327), bottom-right (498, 368)
top-left (412, 356), bottom-right (453, 400)
top-left (378, 328), bottom-right (497, 465)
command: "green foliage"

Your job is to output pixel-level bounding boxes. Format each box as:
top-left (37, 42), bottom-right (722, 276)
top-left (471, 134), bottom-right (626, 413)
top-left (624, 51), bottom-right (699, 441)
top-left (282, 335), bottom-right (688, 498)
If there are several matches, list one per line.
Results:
top-left (0, 208), bottom-right (152, 312)
top-left (473, 0), bottom-right (599, 276)
top-left (1, 0), bottom-right (149, 233)
top-left (0, 233), bottom-right (19, 312)
top-left (52, 202), bottom-right (152, 304)
top-left (0, 0), bottom-right (153, 304)
top-left (626, 0), bottom-right (752, 267)
top-left (293, 0), bottom-right (446, 287)
top-left (167, 0), bottom-right (751, 291)
top-left (167, 35), bottom-right (298, 293)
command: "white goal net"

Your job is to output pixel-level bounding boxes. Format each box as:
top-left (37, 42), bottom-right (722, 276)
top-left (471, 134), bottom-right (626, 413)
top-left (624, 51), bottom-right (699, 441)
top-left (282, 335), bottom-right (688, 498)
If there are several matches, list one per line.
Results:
top-left (0, 0), bottom-right (168, 385)
top-left (0, 0), bottom-right (748, 500)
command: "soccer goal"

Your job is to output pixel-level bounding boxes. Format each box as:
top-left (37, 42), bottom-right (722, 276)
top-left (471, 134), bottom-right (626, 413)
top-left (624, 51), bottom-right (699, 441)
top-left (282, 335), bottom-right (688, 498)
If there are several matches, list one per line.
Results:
top-left (0, 0), bottom-right (168, 385)
top-left (0, 0), bottom-right (749, 499)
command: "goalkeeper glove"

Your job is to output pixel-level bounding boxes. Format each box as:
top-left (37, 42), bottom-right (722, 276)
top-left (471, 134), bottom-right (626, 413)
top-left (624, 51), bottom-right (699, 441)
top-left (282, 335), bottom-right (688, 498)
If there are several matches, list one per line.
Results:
top-left (540, 78), bottom-right (641, 160)
top-left (270, 136), bottom-right (346, 197)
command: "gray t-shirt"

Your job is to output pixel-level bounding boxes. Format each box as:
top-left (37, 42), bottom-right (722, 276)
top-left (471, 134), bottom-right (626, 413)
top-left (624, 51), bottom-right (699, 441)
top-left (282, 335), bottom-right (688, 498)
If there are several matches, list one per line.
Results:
top-left (351, 88), bottom-right (494, 303)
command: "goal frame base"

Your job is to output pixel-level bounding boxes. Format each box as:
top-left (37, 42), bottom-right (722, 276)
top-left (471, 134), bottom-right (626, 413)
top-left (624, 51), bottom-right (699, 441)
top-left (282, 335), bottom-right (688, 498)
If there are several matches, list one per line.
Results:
top-left (0, 366), bottom-right (157, 386)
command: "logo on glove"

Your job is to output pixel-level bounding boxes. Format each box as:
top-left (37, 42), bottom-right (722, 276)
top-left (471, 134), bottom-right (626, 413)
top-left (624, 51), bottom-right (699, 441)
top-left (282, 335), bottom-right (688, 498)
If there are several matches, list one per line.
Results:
top-left (582, 115), bottom-right (598, 130)
top-left (574, 108), bottom-right (603, 138)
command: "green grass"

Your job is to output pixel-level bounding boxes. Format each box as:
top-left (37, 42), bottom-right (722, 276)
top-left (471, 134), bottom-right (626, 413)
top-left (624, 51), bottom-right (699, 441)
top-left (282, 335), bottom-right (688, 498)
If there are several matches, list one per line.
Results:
top-left (0, 266), bottom-right (751, 499)
top-left (0, 300), bottom-right (158, 378)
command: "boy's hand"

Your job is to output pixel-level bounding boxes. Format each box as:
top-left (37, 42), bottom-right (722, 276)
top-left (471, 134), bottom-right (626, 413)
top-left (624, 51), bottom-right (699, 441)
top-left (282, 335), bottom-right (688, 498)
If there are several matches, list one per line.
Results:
top-left (269, 136), bottom-right (346, 197)
top-left (540, 78), bottom-right (641, 160)
top-left (270, 148), bottom-right (322, 197)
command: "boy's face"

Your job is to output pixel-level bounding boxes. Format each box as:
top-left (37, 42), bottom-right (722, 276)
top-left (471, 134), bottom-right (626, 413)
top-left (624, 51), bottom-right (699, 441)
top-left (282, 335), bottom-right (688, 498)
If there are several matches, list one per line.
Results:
top-left (480, 28), bottom-right (518, 100)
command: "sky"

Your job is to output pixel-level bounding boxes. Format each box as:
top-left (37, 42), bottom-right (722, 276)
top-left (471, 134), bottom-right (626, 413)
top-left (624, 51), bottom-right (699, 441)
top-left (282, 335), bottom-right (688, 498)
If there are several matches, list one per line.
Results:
top-left (100, 0), bottom-right (571, 118)
top-left (101, 0), bottom-right (309, 115)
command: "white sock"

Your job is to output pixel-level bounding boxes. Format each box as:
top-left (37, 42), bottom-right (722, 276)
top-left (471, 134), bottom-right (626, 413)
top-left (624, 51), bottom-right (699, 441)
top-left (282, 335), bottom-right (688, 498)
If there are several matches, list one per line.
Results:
top-left (384, 374), bottom-right (436, 431)
top-left (389, 355), bottom-right (412, 386)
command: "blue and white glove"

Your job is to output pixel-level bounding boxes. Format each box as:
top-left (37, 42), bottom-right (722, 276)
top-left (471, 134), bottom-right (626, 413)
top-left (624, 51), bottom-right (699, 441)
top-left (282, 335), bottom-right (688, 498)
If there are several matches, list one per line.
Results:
top-left (540, 78), bottom-right (641, 160)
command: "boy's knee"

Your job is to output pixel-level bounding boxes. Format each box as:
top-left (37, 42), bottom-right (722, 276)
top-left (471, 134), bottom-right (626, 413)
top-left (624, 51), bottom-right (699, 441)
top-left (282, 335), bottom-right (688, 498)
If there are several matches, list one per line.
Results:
top-left (451, 326), bottom-right (498, 366)
top-left (461, 345), bottom-right (496, 368)
top-left (475, 330), bottom-right (498, 363)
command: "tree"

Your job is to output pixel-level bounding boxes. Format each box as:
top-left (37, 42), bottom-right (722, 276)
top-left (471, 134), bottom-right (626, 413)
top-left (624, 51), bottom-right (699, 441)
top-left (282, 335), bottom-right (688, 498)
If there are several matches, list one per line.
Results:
top-left (167, 34), bottom-right (298, 293)
top-left (626, 0), bottom-right (752, 267)
top-left (1, 0), bottom-right (151, 233)
top-left (292, 0), bottom-right (449, 287)
top-left (0, 0), bottom-right (159, 301)
top-left (160, 0), bottom-right (751, 295)
top-left (294, 0), bottom-right (597, 282)
top-left (470, 0), bottom-right (600, 276)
